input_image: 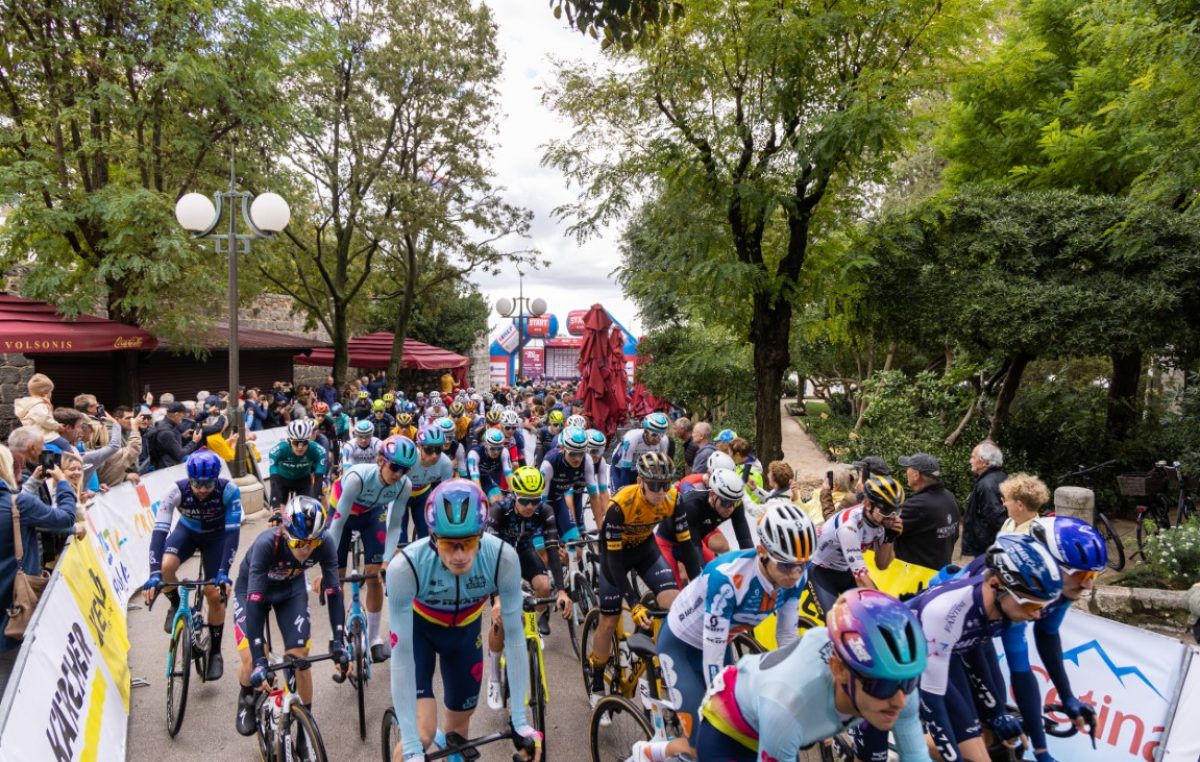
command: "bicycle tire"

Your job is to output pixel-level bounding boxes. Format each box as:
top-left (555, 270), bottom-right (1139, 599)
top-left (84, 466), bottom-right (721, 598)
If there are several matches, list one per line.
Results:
top-left (589, 694), bottom-right (652, 762)
top-left (354, 623), bottom-right (367, 740)
top-left (192, 613), bottom-right (211, 683)
top-left (732, 632), bottom-right (765, 658)
top-left (1094, 513), bottom-right (1125, 571)
top-left (527, 636), bottom-right (548, 758)
top-left (381, 707), bottom-right (401, 762)
top-left (580, 608), bottom-right (621, 697)
top-left (165, 617), bottom-right (190, 738)
top-left (285, 701), bottom-right (328, 761)
top-left (567, 571), bottom-right (591, 660)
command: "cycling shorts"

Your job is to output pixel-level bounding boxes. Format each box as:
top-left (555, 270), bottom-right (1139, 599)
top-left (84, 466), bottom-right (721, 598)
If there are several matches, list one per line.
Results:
top-left (335, 507), bottom-right (387, 568)
top-left (654, 533), bottom-right (717, 588)
top-left (597, 540), bottom-right (677, 615)
top-left (269, 474), bottom-right (316, 507)
top-left (658, 620), bottom-right (723, 746)
top-left (919, 653), bottom-right (983, 749)
top-left (397, 491), bottom-right (431, 546)
top-left (412, 613), bottom-right (483, 712)
top-left (232, 582), bottom-right (310, 652)
top-left (696, 719), bottom-right (757, 762)
top-left (807, 564), bottom-right (856, 616)
top-left (516, 544), bottom-right (548, 582)
top-left (163, 524), bottom-right (224, 580)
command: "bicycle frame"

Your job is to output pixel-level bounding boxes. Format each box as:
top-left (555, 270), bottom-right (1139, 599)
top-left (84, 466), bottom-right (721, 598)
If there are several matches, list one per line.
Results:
top-left (258, 652), bottom-right (336, 759)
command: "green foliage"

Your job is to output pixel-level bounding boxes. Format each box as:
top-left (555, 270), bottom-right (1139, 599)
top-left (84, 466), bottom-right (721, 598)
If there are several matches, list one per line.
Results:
top-left (365, 283), bottom-right (488, 358)
top-left (1136, 518), bottom-right (1200, 590)
top-left (636, 324), bottom-right (755, 427)
top-left (548, 0), bottom-right (682, 49)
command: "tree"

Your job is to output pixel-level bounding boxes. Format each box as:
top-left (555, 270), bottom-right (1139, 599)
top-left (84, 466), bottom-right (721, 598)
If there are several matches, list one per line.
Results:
top-left (546, 0), bottom-right (991, 460)
top-left (365, 280), bottom-right (488, 358)
top-left (548, 0), bottom-right (681, 49)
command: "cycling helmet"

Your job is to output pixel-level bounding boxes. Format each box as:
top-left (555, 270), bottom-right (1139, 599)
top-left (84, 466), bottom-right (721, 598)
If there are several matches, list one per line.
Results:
top-left (715, 428), bottom-right (737, 444)
top-left (424, 480), bottom-right (488, 538)
top-left (416, 426), bottom-right (445, 448)
top-left (642, 412), bottom-right (669, 434)
top-left (509, 466), bottom-right (546, 498)
top-left (287, 419), bottom-right (315, 440)
top-left (383, 392), bottom-right (395, 403)
top-left (483, 428), bottom-right (506, 448)
top-left (585, 428), bottom-right (607, 450)
top-left (1029, 516), bottom-right (1107, 571)
top-left (548, 410), bottom-right (565, 425)
top-left (397, 391), bottom-right (406, 399)
top-left (757, 499), bottom-right (817, 563)
top-left (863, 475), bottom-right (905, 513)
top-left (827, 589), bottom-right (926, 681)
top-left (567, 414), bottom-right (588, 430)
top-left (186, 451), bottom-right (222, 481)
top-left (985, 535), bottom-right (1063, 602)
top-left (561, 426), bottom-right (588, 454)
top-left (450, 402), bottom-right (466, 416)
top-left (282, 495), bottom-right (328, 541)
top-left (483, 392), bottom-right (494, 403)
top-left (312, 401), bottom-right (330, 415)
top-left (372, 399), bottom-right (385, 412)
top-left (435, 417), bottom-right (455, 436)
top-left (380, 435), bottom-right (418, 469)
top-left (635, 451), bottom-right (673, 481)
top-left (404, 400), bottom-right (418, 414)
top-left (486, 409), bottom-right (502, 424)
top-left (708, 468), bottom-right (746, 503)
top-left (707, 451), bottom-right (736, 473)
top-left (431, 391), bottom-right (441, 400)
top-left (330, 403), bottom-right (343, 415)
top-left (357, 390), bottom-right (369, 399)
top-left (397, 412), bottom-right (414, 426)
top-left (353, 419), bottom-right (374, 437)
top-left (416, 392), bottom-right (425, 400)
top-left (500, 409), bottom-right (521, 427)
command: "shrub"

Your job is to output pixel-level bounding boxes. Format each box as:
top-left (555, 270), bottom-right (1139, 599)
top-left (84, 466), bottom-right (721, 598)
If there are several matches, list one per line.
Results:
top-left (1136, 518), bottom-right (1200, 590)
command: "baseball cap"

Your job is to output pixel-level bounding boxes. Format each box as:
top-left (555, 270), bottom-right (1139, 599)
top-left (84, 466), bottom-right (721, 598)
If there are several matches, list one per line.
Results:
top-left (715, 429), bottom-right (737, 444)
top-left (204, 395), bottom-right (226, 410)
top-left (898, 453), bottom-right (941, 478)
top-left (851, 456), bottom-right (891, 476)
top-left (166, 402), bottom-right (188, 414)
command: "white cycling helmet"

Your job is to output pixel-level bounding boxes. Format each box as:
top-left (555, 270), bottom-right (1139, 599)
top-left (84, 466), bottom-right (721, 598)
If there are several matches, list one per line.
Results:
top-left (566, 414), bottom-right (588, 429)
top-left (708, 468), bottom-right (746, 503)
top-left (286, 419), bottom-right (315, 440)
top-left (757, 499), bottom-right (816, 564)
top-left (500, 409), bottom-right (521, 427)
top-left (707, 451), bottom-right (736, 473)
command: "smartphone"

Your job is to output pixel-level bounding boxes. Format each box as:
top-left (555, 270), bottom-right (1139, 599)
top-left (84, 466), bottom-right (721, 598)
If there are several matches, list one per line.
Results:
top-left (826, 470), bottom-right (834, 489)
top-left (37, 450), bottom-right (60, 471)
top-left (143, 384), bottom-right (151, 395)
top-left (96, 404), bottom-right (106, 418)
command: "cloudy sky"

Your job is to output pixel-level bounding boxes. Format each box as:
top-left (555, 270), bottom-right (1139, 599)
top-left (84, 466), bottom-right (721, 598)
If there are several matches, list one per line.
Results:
top-left (469, 1), bottom-right (642, 341)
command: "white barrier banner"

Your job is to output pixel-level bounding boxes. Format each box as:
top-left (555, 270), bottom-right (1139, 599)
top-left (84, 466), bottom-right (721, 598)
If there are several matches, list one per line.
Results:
top-left (998, 610), bottom-right (1187, 762)
top-left (252, 425), bottom-right (289, 486)
top-left (1160, 645), bottom-right (1200, 761)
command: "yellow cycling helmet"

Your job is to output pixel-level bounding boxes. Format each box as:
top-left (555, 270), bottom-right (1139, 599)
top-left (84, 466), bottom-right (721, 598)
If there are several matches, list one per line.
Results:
top-left (548, 410), bottom-right (564, 425)
top-left (397, 412), bottom-right (413, 426)
top-left (383, 392), bottom-right (395, 402)
top-left (509, 466), bottom-right (545, 499)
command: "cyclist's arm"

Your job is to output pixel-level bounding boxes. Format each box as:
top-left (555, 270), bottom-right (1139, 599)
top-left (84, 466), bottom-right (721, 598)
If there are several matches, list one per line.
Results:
top-left (496, 544), bottom-right (534, 733)
top-left (386, 554), bottom-right (424, 759)
top-left (311, 443), bottom-right (328, 477)
top-left (614, 435), bottom-right (634, 470)
top-left (149, 485), bottom-right (181, 574)
top-left (730, 504), bottom-right (752, 550)
top-left (328, 470), bottom-right (364, 551)
top-left (267, 442), bottom-right (288, 477)
top-left (316, 536), bottom-right (345, 641)
top-left (837, 518), bottom-right (870, 580)
top-left (467, 450), bottom-right (482, 481)
top-left (600, 504), bottom-right (640, 607)
top-left (918, 643), bottom-right (959, 761)
top-left (582, 456), bottom-right (598, 495)
top-left (522, 432), bottom-right (536, 466)
top-left (539, 504), bottom-right (566, 589)
top-left (244, 542), bottom-right (273, 665)
top-left (382, 479), bottom-right (413, 563)
top-left (538, 461), bottom-right (554, 501)
top-left (701, 574), bottom-right (736, 688)
top-left (670, 494), bottom-right (703, 581)
top-left (961, 641), bottom-right (1007, 724)
top-left (1004, 620), bottom-right (1050, 753)
top-left (454, 445), bottom-right (468, 478)
top-left (773, 593), bottom-right (800, 649)
top-left (1033, 602), bottom-right (1073, 697)
top-left (500, 448), bottom-right (513, 480)
top-left (892, 689), bottom-right (934, 761)
top-left (220, 483), bottom-right (244, 575)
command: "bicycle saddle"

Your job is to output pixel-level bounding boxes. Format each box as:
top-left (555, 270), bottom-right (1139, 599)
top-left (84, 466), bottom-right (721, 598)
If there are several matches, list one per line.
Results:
top-left (626, 632), bottom-right (658, 660)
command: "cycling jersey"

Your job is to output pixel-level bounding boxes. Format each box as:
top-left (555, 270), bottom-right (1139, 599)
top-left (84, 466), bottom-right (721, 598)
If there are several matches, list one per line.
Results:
top-left (453, 415), bottom-right (473, 442)
top-left (341, 437), bottom-right (382, 468)
top-left (589, 455), bottom-right (611, 492)
top-left (369, 412), bottom-right (395, 440)
top-left (466, 443), bottom-right (513, 493)
top-left (268, 440), bottom-right (328, 480)
top-left (503, 429), bottom-right (534, 467)
top-left (149, 479), bottom-right (242, 576)
top-left (328, 463), bottom-right (412, 563)
top-left (601, 485), bottom-right (701, 608)
top-left (386, 534), bottom-right (531, 758)
top-left (408, 453), bottom-right (454, 494)
top-left (443, 440), bottom-right (468, 478)
top-left (394, 424), bottom-right (419, 442)
top-left (699, 628), bottom-right (931, 762)
top-left (655, 488), bottom-right (752, 556)
top-left (487, 495), bottom-right (564, 588)
top-left (811, 505), bottom-right (887, 574)
top-left (612, 429), bottom-right (669, 470)
top-left (539, 449), bottom-right (598, 501)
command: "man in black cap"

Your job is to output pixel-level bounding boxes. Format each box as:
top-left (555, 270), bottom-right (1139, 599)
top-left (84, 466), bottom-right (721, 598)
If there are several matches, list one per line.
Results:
top-left (148, 402), bottom-right (204, 470)
top-left (894, 452), bottom-right (961, 570)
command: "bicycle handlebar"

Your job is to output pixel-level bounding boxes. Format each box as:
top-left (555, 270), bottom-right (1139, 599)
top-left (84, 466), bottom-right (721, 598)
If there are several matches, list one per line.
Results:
top-left (522, 595), bottom-right (561, 611)
top-left (339, 573), bottom-right (377, 584)
top-left (262, 651), bottom-right (337, 674)
top-left (146, 578), bottom-right (227, 610)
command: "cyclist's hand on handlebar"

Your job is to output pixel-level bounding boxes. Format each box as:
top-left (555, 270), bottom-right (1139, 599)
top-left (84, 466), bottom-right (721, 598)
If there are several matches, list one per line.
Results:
top-left (310, 573), bottom-right (322, 595)
top-left (250, 660), bottom-right (273, 690)
top-left (556, 589), bottom-right (572, 619)
top-left (142, 572), bottom-right (162, 606)
top-left (631, 603), bottom-right (653, 630)
top-left (990, 712), bottom-right (1023, 744)
top-left (514, 725), bottom-right (543, 762)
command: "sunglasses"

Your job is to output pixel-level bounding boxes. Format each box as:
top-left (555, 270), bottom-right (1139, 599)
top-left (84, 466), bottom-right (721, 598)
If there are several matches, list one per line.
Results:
top-left (857, 673), bottom-right (919, 700)
top-left (189, 478), bottom-right (217, 490)
top-left (772, 558), bottom-right (806, 573)
top-left (435, 536), bottom-right (480, 554)
top-left (421, 446), bottom-right (441, 456)
top-left (485, 447), bottom-right (503, 456)
top-left (996, 586), bottom-right (1052, 616)
top-left (289, 439), bottom-right (309, 447)
top-left (642, 479), bottom-right (671, 493)
top-left (516, 496), bottom-right (541, 507)
top-left (1064, 567), bottom-right (1100, 584)
top-left (564, 451), bottom-right (584, 461)
top-left (386, 463), bottom-right (410, 475)
top-left (503, 426), bottom-right (517, 432)
top-left (287, 537), bottom-right (323, 550)
top-left (587, 447), bottom-right (603, 456)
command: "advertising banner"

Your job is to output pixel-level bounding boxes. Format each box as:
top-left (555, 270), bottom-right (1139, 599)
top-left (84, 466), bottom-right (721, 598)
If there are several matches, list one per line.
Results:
top-left (522, 347), bottom-right (544, 377)
top-left (494, 325), bottom-right (520, 354)
top-left (567, 309), bottom-right (588, 336)
top-left (522, 315), bottom-right (555, 338)
top-left (490, 359), bottom-right (509, 384)
top-left (1161, 645), bottom-right (1200, 760)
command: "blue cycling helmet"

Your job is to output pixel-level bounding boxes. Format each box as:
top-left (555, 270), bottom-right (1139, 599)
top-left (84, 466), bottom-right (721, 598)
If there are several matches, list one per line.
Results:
top-left (353, 419), bottom-right (373, 437)
top-left (585, 428), bottom-right (607, 450)
top-left (330, 403), bottom-right (343, 415)
top-left (986, 535), bottom-right (1063, 602)
top-left (186, 451), bottom-right (222, 481)
top-left (827, 589), bottom-right (926, 681)
top-left (283, 495), bottom-right (328, 541)
top-left (561, 426), bottom-right (588, 453)
top-left (483, 428), bottom-right (505, 448)
top-left (715, 428), bottom-right (737, 444)
top-left (416, 426), bottom-right (445, 447)
top-left (435, 416), bottom-right (456, 437)
top-left (424, 480), bottom-right (488, 538)
top-left (642, 412), bottom-right (669, 434)
top-left (1030, 516), bottom-right (1107, 571)
top-left (381, 435), bottom-right (418, 468)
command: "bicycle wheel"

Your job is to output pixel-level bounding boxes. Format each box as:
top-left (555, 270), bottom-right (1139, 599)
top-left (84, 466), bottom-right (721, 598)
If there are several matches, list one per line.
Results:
top-left (191, 612), bottom-right (211, 683)
top-left (732, 632), bottom-right (765, 658)
top-left (286, 702), bottom-right (328, 761)
top-left (165, 617), bottom-right (190, 738)
top-left (1095, 512), bottom-right (1125, 571)
top-left (567, 571), bottom-right (592, 659)
top-left (1136, 499), bottom-right (1170, 555)
top-left (526, 637), bottom-right (548, 756)
top-left (580, 608), bottom-right (620, 696)
top-left (381, 707), bottom-right (401, 762)
top-left (353, 624), bottom-right (368, 740)
top-left (589, 694), bottom-right (652, 762)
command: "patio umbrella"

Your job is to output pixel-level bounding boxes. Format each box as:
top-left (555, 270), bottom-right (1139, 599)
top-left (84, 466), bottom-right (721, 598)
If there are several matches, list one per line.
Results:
top-left (576, 304), bottom-right (620, 436)
top-left (607, 328), bottom-right (629, 428)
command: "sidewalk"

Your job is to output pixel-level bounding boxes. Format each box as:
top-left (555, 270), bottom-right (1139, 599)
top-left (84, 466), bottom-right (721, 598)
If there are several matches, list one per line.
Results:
top-left (779, 399), bottom-right (831, 485)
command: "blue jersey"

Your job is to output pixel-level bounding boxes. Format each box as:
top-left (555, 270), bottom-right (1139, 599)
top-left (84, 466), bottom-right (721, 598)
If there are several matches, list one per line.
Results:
top-left (328, 463), bottom-right (412, 563)
top-left (466, 443), bottom-right (512, 483)
top-left (407, 454), bottom-right (454, 493)
top-left (538, 449), bottom-right (597, 502)
top-left (385, 534), bottom-right (531, 757)
top-left (149, 479), bottom-right (242, 574)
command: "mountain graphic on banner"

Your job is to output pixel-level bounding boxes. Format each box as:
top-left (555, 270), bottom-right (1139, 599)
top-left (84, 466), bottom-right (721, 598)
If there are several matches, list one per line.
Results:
top-left (1063, 639), bottom-right (1165, 700)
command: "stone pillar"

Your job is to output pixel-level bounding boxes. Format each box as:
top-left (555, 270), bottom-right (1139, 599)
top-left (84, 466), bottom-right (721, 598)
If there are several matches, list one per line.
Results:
top-left (0, 353), bottom-right (35, 433)
top-left (234, 473), bottom-right (266, 517)
top-left (1054, 486), bottom-right (1094, 522)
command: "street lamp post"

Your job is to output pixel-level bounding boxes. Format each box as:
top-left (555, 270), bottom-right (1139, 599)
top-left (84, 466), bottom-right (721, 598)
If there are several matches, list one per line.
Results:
top-left (495, 273), bottom-right (547, 383)
top-left (174, 146), bottom-right (290, 479)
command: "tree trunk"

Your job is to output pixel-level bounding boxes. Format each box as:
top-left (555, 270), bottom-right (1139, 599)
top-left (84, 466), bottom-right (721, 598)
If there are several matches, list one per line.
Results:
top-left (1106, 349), bottom-right (1143, 442)
top-left (750, 292), bottom-right (792, 462)
top-left (388, 245), bottom-right (419, 385)
top-left (330, 304), bottom-right (350, 386)
top-left (987, 353), bottom-right (1032, 440)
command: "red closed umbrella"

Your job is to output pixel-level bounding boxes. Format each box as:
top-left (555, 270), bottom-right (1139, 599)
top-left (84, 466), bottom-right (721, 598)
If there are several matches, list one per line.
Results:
top-left (608, 329), bottom-right (628, 427)
top-left (576, 304), bottom-right (623, 437)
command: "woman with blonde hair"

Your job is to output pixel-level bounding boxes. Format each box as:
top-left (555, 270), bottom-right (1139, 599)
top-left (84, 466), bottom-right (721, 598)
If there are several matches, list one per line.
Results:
top-left (999, 473), bottom-right (1051, 535)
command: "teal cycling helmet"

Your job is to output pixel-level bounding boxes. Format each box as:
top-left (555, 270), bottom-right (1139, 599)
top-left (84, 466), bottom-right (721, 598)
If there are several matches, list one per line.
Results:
top-left (353, 419), bottom-right (374, 437)
top-left (715, 428), bottom-right (737, 444)
top-left (483, 428), bottom-right (505, 448)
top-left (424, 479), bottom-right (489, 538)
top-left (416, 426), bottom-right (445, 448)
top-left (435, 416), bottom-right (456, 436)
top-left (642, 412), bottom-right (669, 434)
top-left (585, 428), bottom-right (607, 450)
top-left (827, 589), bottom-right (926, 683)
top-left (381, 435), bottom-right (418, 468)
top-left (561, 426), bottom-right (588, 453)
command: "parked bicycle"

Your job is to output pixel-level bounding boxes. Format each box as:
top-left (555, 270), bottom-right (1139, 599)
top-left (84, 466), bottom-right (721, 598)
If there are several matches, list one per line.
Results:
top-left (1129, 461), bottom-right (1198, 554)
top-left (1057, 461), bottom-right (1125, 570)
top-left (148, 578), bottom-right (224, 738)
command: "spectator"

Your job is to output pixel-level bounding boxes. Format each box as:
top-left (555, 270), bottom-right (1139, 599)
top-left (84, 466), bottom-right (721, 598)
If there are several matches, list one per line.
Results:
top-left (440, 371), bottom-right (455, 396)
top-left (714, 429), bottom-right (737, 455)
top-left (244, 389), bottom-right (268, 432)
top-left (673, 417), bottom-right (697, 469)
top-left (760, 460), bottom-right (798, 503)
top-left (690, 422), bottom-right (716, 474)
top-left (5, 427), bottom-right (43, 485)
top-left (49, 408), bottom-right (119, 493)
top-left (317, 375), bottom-right (339, 407)
top-left (894, 452), bottom-right (961, 571)
top-left (13, 373), bottom-right (60, 444)
top-left (998, 473), bottom-right (1050, 535)
top-left (266, 394), bottom-right (290, 428)
top-left (824, 455), bottom-right (891, 517)
top-left (367, 372), bottom-right (386, 399)
top-left (289, 389), bottom-right (310, 421)
top-left (97, 405), bottom-right (143, 487)
top-left (729, 437), bottom-right (764, 497)
top-left (72, 393), bottom-right (110, 449)
top-left (961, 441), bottom-right (1007, 557)
top-left (148, 402), bottom-right (203, 469)
top-left (153, 392), bottom-right (175, 423)
top-left (814, 463), bottom-right (857, 522)
top-left (135, 406), bottom-right (155, 473)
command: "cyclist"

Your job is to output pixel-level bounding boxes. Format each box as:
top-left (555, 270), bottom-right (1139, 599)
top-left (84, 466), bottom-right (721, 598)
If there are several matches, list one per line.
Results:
top-left (535, 410), bottom-right (565, 463)
top-left (385, 479), bottom-right (543, 762)
top-left (467, 427), bottom-right (513, 505)
top-left (383, 391), bottom-right (399, 417)
top-left (144, 450), bottom-right (242, 681)
top-left (398, 427), bottom-right (455, 544)
top-left (610, 412), bottom-right (671, 491)
top-left (395, 411), bottom-right (419, 441)
top-left (449, 401), bottom-right (473, 445)
top-left (807, 474), bottom-right (906, 614)
top-left (312, 401), bottom-right (338, 476)
top-left (907, 535), bottom-right (1062, 762)
top-left (342, 418), bottom-right (383, 470)
top-left (267, 419), bottom-right (328, 511)
top-left (696, 589), bottom-right (931, 762)
top-left (329, 402), bottom-right (351, 441)
top-left (353, 389), bottom-right (372, 420)
top-left (433, 416), bottom-right (469, 477)
top-left (369, 399), bottom-right (396, 440)
top-left (537, 426), bottom-right (597, 545)
top-left (327, 435), bottom-right (418, 663)
top-left (583, 428), bottom-right (611, 529)
top-left (484, 466), bottom-right (571, 709)
top-left (232, 496), bottom-right (348, 738)
top-left (587, 451), bottom-right (701, 711)
top-left (654, 468), bottom-right (752, 587)
top-left (499, 408), bottom-right (534, 467)
top-left (649, 500), bottom-right (816, 760)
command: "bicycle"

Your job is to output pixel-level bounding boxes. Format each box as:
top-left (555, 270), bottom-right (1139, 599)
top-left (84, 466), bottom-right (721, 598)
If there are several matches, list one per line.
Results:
top-left (329, 530), bottom-right (373, 740)
top-left (254, 651), bottom-right (337, 762)
top-left (561, 533), bottom-right (602, 659)
top-left (1057, 461), bottom-right (1125, 570)
top-left (580, 600), bottom-right (666, 703)
top-left (495, 591), bottom-right (556, 756)
top-left (1131, 461), bottom-right (1197, 554)
top-left (379, 715), bottom-right (539, 762)
top-left (588, 628), bottom-right (683, 762)
top-left (147, 578), bottom-right (223, 738)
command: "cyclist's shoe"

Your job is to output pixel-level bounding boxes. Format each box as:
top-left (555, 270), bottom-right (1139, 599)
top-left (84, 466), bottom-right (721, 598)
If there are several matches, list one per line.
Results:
top-left (162, 604), bottom-right (179, 635)
top-left (537, 608), bottom-right (551, 636)
top-left (590, 692), bottom-right (611, 727)
top-left (206, 650), bottom-right (224, 681)
top-left (486, 678), bottom-right (504, 710)
top-left (370, 640), bottom-right (390, 663)
top-left (235, 689), bottom-right (257, 736)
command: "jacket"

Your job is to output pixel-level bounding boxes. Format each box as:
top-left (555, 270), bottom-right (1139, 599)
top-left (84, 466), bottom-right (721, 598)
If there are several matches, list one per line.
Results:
top-left (148, 419), bottom-right (199, 469)
top-left (13, 396), bottom-right (59, 443)
top-left (97, 426), bottom-right (143, 487)
top-left (691, 443), bottom-right (718, 474)
top-left (894, 481), bottom-right (961, 571)
top-left (0, 478), bottom-right (76, 650)
top-left (962, 466), bottom-right (1008, 557)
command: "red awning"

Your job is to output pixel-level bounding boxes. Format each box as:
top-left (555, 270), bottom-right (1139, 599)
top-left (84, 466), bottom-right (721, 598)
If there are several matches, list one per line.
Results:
top-left (0, 293), bottom-right (158, 353)
top-left (296, 331), bottom-right (469, 382)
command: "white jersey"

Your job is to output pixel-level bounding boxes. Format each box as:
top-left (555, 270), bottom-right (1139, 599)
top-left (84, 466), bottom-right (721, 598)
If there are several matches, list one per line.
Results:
top-left (341, 437), bottom-right (382, 468)
top-left (613, 428), bottom-right (669, 470)
top-left (810, 504), bottom-right (887, 574)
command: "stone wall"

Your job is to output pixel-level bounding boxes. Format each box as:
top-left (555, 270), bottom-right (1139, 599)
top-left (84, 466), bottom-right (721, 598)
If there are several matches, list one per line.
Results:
top-left (0, 353), bottom-right (35, 435)
top-left (469, 332), bottom-right (490, 390)
top-left (238, 293), bottom-right (330, 343)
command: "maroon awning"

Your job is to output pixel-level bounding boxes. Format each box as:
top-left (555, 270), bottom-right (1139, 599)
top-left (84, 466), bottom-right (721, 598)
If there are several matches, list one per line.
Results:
top-left (0, 293), bottom-right (158, 353)
top-left (297, 331), bottom-right (469, 383)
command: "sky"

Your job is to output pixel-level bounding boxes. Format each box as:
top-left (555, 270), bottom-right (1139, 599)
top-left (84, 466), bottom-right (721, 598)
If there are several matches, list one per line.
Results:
top-left (471, 1), bottom-right (642, 341)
